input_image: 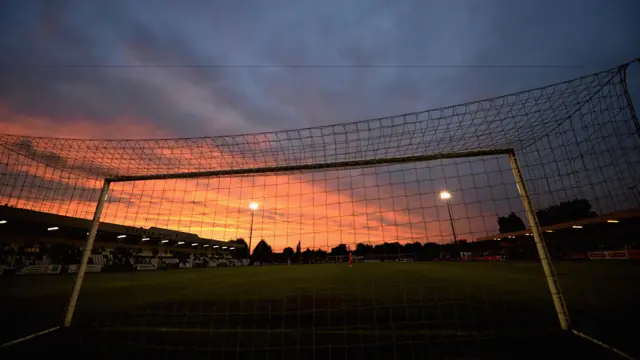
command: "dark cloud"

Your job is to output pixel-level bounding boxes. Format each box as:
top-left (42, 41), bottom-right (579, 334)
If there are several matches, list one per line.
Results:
top-left (0, 166), bottom-right (123, 207)
top-left (0, 0), bottom-right (638, 139)
top-left (2, 137), bottom-right (118, 178)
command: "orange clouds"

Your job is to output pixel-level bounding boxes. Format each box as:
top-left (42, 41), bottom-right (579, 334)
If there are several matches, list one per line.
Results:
top-left (0, 105), bottom-right (171, 140)
top-left (1, 107), bottom-right (501, 252)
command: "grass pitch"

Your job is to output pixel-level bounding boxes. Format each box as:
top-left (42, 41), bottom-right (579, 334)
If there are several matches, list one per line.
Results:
top-left (1, 261), bottom-right (638, 359)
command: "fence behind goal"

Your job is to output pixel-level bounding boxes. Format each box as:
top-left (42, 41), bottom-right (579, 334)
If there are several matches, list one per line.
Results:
top-left (1, 60), bottom-right (639, 359)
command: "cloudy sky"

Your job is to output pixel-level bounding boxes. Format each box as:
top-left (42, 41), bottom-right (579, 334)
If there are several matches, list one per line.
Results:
top-left (1, 0), bottom-right (639, 250)
top-left (1, 0), bottom-right (639, 138)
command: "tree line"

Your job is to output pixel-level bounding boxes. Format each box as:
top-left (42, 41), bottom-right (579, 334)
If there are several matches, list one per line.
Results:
top-left (229, 198), bottom-right (635, 263)
top-left (234, 237), bottom-right (515, 263)
top-left (498, 198), bottom-right (597, 233)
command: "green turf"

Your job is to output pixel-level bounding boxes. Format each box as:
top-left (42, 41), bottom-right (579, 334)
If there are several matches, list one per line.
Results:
top-left (1, 261), bottom-right (638, 359)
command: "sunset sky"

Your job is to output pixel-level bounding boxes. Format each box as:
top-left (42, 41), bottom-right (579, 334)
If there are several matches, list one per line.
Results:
top-left (1, 0), bottom-right (640, 251)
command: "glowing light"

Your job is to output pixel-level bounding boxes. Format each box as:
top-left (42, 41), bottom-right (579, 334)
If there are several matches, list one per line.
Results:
top-left (142, 237), bottom-right (150, 241)
top-left (161, 240), bottom-right (169, 243)
top-left (607, 220), bottom-right (619, 223)
top-left (117, 235), bottom-right (127, 239)
top-left (249, 202), bottom-right (259, 210)
top-left (439, 191), bottom-right (451, 200)
top-left (572, 225), bottom-right (583, 229)
top-left (0, 220), bottom-right (7, 224)
top-left (47, 227), bottom-right (59, 231)
top-left (177, 241), bottom-right (185, 245)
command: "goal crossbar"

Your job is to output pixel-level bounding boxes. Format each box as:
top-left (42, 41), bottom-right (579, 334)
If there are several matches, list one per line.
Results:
top-left (106, 148), bottom-right (514, 183)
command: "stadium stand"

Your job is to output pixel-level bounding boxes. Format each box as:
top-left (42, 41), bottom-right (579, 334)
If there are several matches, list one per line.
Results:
top-left (0, 204), bottom-right (248, 275)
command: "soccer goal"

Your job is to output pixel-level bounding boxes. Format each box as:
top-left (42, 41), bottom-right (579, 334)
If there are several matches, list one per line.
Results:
top-left (1, 60), bottom-right (639, 359)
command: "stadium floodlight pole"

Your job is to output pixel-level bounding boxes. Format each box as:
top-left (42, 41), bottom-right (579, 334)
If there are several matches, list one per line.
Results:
top-left (64, 180), bottom-right (110, 328)
top-left (248, 202), bottom-right (258, 258)
top-left (440, 190), bottom-right (458, 244)
top-left (508, 150), bottom-right (571, 331)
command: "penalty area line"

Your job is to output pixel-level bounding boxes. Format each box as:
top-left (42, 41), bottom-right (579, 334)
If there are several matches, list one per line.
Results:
top-left (572, 330), bottom-right (635, 360)
top-left (0, 326), bottom-right (61, 349)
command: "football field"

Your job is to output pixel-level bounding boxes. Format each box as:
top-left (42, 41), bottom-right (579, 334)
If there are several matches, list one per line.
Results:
top-left (1, 261), bottom-right (638, 359)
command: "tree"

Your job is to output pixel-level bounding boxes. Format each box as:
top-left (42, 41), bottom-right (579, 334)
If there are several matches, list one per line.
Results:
top-left (422, 242), bottom-right (442, 260)
top-left (373, 244), bottom-right (386, 256)
top-left (330, 244), bottom-right (348, 256)
top-left (302, 248), bottom-right (313, 263)
top-left (498, 212), bottom-right (526, 233)
top-left (295, 241), bottom-right (301, 255)
top-left (282, 247), bottom-right (294, 259)
top-left (232, 238), bottom-right (250, 258)
top-left (536, 198), bottom-right (597, 226)
top-left (384, 242), bottom-right (403, 254)
top-left (355, 243), bottom-right (373, 256)
top-left (312, 248), bottom-right (328, 262)
top-left (252, 239), bottom-right (273, 264)
top-left (404, 242), bottom-right (423, 255)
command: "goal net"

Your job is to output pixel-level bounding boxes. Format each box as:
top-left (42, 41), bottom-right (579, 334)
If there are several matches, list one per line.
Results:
top-left (1, 61), bottom-right (639, 359)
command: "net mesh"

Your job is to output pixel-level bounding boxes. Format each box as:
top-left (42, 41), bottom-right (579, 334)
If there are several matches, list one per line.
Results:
top-left (1, 62), bottom-right (639, 359)
top-left (0, 66), bottom-right (625, 180)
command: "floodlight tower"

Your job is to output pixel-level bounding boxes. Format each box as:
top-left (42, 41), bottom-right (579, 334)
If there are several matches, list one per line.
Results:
top-left (248, 202), bottom-right (259, 256)
top-left (440, 190), bottom-right (458, 245)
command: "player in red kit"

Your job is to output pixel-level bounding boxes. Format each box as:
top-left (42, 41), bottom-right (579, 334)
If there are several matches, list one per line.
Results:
top-left (348, 252), bottom-right (353, 267)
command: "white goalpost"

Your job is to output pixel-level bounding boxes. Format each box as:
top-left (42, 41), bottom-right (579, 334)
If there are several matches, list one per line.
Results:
top-left (62, 149), bottom-right (570, 332)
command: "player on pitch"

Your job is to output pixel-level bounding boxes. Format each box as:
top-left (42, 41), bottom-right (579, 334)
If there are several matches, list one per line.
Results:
top-left (348, 252), bottom-right (353, 267)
